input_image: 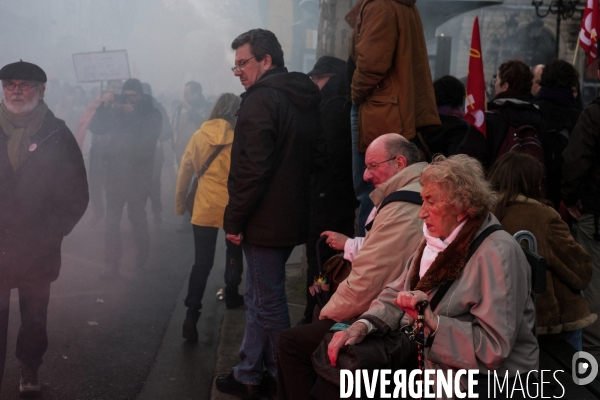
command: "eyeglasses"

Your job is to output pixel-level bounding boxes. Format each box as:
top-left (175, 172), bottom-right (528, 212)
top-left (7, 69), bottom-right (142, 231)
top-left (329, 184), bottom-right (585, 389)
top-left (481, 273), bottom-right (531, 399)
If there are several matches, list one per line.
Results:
top-left (231, 56), bottom-right (256, 73)
top-left (3, 82), bottom-right (38, 92)
top-left (364, 156), bottom-right (397, 171)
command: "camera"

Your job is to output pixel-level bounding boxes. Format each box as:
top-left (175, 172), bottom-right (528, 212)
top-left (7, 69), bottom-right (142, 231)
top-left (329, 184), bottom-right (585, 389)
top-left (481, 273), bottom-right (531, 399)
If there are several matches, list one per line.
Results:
top-left (113, 94), bottom-right (127, 104)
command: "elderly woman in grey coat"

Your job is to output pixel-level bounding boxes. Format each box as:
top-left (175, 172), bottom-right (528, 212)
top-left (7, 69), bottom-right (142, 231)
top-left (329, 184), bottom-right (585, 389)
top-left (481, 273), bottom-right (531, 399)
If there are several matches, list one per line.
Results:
top-left (327, 154), bottom-right (539, 399)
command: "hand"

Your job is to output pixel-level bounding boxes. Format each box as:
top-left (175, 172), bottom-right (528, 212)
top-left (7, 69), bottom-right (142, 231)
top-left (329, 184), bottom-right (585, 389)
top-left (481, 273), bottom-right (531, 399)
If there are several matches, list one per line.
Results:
top-left (226, 233), bottom-right (243, 246)
top-left (121, 103), bottom-right (134, 113)
top-left (321, 231), bottom-right (349, 251)
top-left (567, 200), bottom-right (583, 220)
top-left (327, 322), bottom-right (368, 366)
top-left (101, 91), bottom-right (114, 106)
top-left (395, 290), bottom-right (438, 332)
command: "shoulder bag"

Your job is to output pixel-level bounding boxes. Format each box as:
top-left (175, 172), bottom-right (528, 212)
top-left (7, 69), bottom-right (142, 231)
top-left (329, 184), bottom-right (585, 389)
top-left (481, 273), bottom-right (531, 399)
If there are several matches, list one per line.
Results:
top-left (186, 145), bottom-right (225, 214)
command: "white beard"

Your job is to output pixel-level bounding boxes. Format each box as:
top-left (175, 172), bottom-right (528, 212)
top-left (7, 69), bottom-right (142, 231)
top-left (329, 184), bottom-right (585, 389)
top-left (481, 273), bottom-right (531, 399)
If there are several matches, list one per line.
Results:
top-left (3, 91), bottom-right (41, 116)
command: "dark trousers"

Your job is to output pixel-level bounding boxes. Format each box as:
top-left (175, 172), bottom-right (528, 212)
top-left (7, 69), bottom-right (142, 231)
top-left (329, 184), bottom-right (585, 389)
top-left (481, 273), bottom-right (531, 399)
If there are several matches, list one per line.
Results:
top-left (184, 225), bottom-right (243, 309)
top-left (277, 319), bottom-right (336, 400)
top-left (104, 189), bottom-right (149, 270)
top-left (88, 136), bottom-right (106, 219)
top-left (0, 283), bottom-right (51, 387)
top-left (148, 147), bottom-right (164, 218)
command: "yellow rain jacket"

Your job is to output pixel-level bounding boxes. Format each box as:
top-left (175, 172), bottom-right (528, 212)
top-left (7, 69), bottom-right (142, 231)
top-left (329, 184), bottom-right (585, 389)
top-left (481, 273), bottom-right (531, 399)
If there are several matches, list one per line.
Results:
top-left (175, 118), bottom-right (233, 227)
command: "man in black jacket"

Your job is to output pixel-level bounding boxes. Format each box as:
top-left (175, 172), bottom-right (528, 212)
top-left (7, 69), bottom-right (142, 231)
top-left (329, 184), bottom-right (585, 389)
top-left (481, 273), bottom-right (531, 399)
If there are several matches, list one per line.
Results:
top-left (0, 61), bottom-right (88, 397)
top-left (533, 59), bottom-right (581, 209)
top-left (216, 29), bottom-right (320, 399)
top-left (89, 78), bottom-right (162, 279)
top-left (562, 73), bottom-right (600, 366)
top-left (414, 75), bottom-right (469, 161)
top-left (301, 56), bottom-right (356, 325)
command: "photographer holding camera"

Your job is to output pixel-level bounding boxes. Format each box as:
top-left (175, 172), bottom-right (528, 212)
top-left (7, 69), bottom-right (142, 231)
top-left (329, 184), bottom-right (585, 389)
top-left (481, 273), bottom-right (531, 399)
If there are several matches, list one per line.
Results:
top-left (89, 78), bottom-right (162, 279)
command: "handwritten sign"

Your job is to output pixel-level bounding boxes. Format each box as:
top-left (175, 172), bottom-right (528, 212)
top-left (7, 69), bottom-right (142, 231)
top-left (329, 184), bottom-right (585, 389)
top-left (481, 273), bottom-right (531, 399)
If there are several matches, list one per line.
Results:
top-left (72, 50), bottom-right (131, 82)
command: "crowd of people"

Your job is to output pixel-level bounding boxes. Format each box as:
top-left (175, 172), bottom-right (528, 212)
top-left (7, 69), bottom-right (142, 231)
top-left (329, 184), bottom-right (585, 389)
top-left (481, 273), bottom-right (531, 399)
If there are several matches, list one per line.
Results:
top-left (208, 23), bottom-right (596, 400)
top-left (1, 1), bottom-right (600, 399)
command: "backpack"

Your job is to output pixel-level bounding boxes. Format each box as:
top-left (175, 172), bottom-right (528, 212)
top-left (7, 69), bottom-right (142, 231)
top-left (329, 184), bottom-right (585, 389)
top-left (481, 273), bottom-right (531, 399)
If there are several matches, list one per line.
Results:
top-left (495, 123), bottom-right (545, 165)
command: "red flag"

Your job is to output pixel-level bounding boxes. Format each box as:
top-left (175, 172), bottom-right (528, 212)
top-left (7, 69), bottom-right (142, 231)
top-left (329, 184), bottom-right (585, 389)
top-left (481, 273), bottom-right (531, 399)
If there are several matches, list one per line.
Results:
top-left (464, 16), bottom-right (486, 137)
top-left (579, 0), bottom-right (600, 66)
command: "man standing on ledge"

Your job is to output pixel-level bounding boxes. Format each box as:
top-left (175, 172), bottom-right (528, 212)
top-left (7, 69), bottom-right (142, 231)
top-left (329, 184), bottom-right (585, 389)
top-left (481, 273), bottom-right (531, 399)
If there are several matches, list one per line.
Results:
top-left (346, 0), bottom-right (439, 234)
top-left (0, 61), bottom-right (88, 397)
top-left (215, 29), bottom-right (320, 399)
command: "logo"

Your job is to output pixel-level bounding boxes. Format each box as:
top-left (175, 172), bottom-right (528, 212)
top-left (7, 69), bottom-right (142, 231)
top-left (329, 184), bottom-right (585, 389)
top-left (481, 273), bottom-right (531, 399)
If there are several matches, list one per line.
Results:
top-left (572, 351), bottom-right (598, 385)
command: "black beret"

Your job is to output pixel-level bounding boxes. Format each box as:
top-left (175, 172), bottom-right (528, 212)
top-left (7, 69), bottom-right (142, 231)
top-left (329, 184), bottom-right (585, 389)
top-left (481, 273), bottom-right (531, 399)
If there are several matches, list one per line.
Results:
top-left (0, 60), bottom-right (47, 83)
top-left (122, 78), bottom-right (144, 95)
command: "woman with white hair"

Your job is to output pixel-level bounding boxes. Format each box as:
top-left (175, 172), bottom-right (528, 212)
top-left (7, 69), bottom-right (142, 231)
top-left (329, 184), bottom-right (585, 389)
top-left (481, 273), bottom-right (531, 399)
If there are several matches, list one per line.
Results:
top-left (321, 154), bottom-right (539, 399)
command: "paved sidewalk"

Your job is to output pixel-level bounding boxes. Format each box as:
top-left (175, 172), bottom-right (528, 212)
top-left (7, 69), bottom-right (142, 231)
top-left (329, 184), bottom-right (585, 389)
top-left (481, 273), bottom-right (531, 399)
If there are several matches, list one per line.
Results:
top-left (211, 247), bottom-right (307, 400)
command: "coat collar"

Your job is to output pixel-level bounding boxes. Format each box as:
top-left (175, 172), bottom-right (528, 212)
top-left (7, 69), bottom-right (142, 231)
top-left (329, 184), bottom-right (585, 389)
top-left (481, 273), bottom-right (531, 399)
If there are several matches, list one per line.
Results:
top-left (370, 161), bottom-right (426, 206)
top-left (346, 0), bottom-right (416, 28)
top-left (409, 213), bottom-right (490, 292)
top-left (241, 67), bottom-right (288, 100)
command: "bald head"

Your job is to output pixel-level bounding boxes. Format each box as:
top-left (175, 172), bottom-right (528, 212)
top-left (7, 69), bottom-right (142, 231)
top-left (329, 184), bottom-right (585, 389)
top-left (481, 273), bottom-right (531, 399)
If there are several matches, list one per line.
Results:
top-left (531, 64), bottom-right (544, 96)
top-left (363, 134), bottom-right (420, 187)
top-left (372, 133), bottom-right (419, 165)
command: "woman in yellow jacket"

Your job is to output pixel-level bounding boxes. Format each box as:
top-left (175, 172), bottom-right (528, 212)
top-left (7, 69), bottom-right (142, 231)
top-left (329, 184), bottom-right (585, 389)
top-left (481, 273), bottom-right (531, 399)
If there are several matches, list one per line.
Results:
top-left (175, 93), bottom-right (242, 341)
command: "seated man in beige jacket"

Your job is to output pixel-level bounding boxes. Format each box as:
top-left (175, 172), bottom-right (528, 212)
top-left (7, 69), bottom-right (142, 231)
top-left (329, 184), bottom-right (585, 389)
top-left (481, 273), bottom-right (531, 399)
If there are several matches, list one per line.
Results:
top-left (277, 133), bottom-right (425, 398)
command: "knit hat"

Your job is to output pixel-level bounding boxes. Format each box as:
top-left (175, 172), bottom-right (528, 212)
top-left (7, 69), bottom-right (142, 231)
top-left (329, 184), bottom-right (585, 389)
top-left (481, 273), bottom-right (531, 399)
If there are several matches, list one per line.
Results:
top-left (122, 78), bottom-right (143, 94)
top-left (0, 60), bottom-right (47, 83)
top-left (307, 56), bottom-right (346, 77)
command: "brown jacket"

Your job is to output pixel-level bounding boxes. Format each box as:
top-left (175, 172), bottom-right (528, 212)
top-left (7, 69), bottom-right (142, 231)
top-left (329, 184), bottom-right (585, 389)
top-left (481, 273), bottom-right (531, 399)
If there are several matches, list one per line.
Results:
top-left (498, 196), bottom-right (597, 335)
top-left (319, 162), bottom-right (426, 322)
top-left (346, 0), bottom-right (440, 151)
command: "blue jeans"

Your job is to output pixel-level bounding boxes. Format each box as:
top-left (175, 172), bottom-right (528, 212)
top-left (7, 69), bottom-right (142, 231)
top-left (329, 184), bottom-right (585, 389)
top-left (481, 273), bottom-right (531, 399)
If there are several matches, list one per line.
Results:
top-left (564, 329), bottom-right (583, 351)
top-left (351, 104), bottom-right (374, 236)
top-left (0, 282), bottom-right (51, 387)
top-left (233, 244), bottom-right (294, 384)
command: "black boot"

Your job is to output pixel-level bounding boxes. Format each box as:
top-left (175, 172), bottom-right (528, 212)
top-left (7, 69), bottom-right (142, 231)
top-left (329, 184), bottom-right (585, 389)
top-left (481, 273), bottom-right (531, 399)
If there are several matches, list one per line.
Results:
top-left (182, 308), bottom-right (200, 341)
top-left (225, 287), bottom-right (244, 309)
top-left (216, 371), bottom-right (260, 400)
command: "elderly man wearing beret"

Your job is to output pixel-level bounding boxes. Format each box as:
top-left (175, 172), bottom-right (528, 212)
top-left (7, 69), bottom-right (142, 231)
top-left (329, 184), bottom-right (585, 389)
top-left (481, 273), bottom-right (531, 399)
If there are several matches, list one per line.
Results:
top-left (0, 61), bottom-right (89, 397)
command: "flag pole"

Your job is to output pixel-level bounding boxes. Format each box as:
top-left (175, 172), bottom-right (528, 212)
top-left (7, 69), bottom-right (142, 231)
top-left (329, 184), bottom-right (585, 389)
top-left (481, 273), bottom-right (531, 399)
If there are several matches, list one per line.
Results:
top-left (573, 40), bottom-right (579, 65)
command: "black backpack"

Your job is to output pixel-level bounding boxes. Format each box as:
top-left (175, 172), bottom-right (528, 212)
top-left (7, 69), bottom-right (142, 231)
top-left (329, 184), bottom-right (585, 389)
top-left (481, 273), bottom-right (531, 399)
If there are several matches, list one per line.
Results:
top-left (493, 110), bottom-right (545, 166)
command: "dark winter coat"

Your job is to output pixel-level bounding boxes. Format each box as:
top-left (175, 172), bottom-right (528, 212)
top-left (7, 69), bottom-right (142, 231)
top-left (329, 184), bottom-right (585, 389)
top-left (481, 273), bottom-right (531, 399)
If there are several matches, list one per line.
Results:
top-left (457, 97), bottom-right (545, 170)
top-left (533, 88), bottom-right (582, 209)
top-left (562, 98), bottom-right (600, 215)
top-left (89, 95), bottom-right (162, 198)
top-left (312, 72), bottom-right (357, 220)
top-left (224, 67), bottom-right (321, 247)
top-left (413, 114), bottom-right (469, 161)
top-left (0, 110), bottom-right (89, 288)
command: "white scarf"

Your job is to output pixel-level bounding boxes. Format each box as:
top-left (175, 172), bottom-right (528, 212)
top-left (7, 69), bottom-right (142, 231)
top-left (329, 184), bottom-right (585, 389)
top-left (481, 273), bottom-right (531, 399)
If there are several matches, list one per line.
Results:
top-left (419, 219), bottom-right (467, 278)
